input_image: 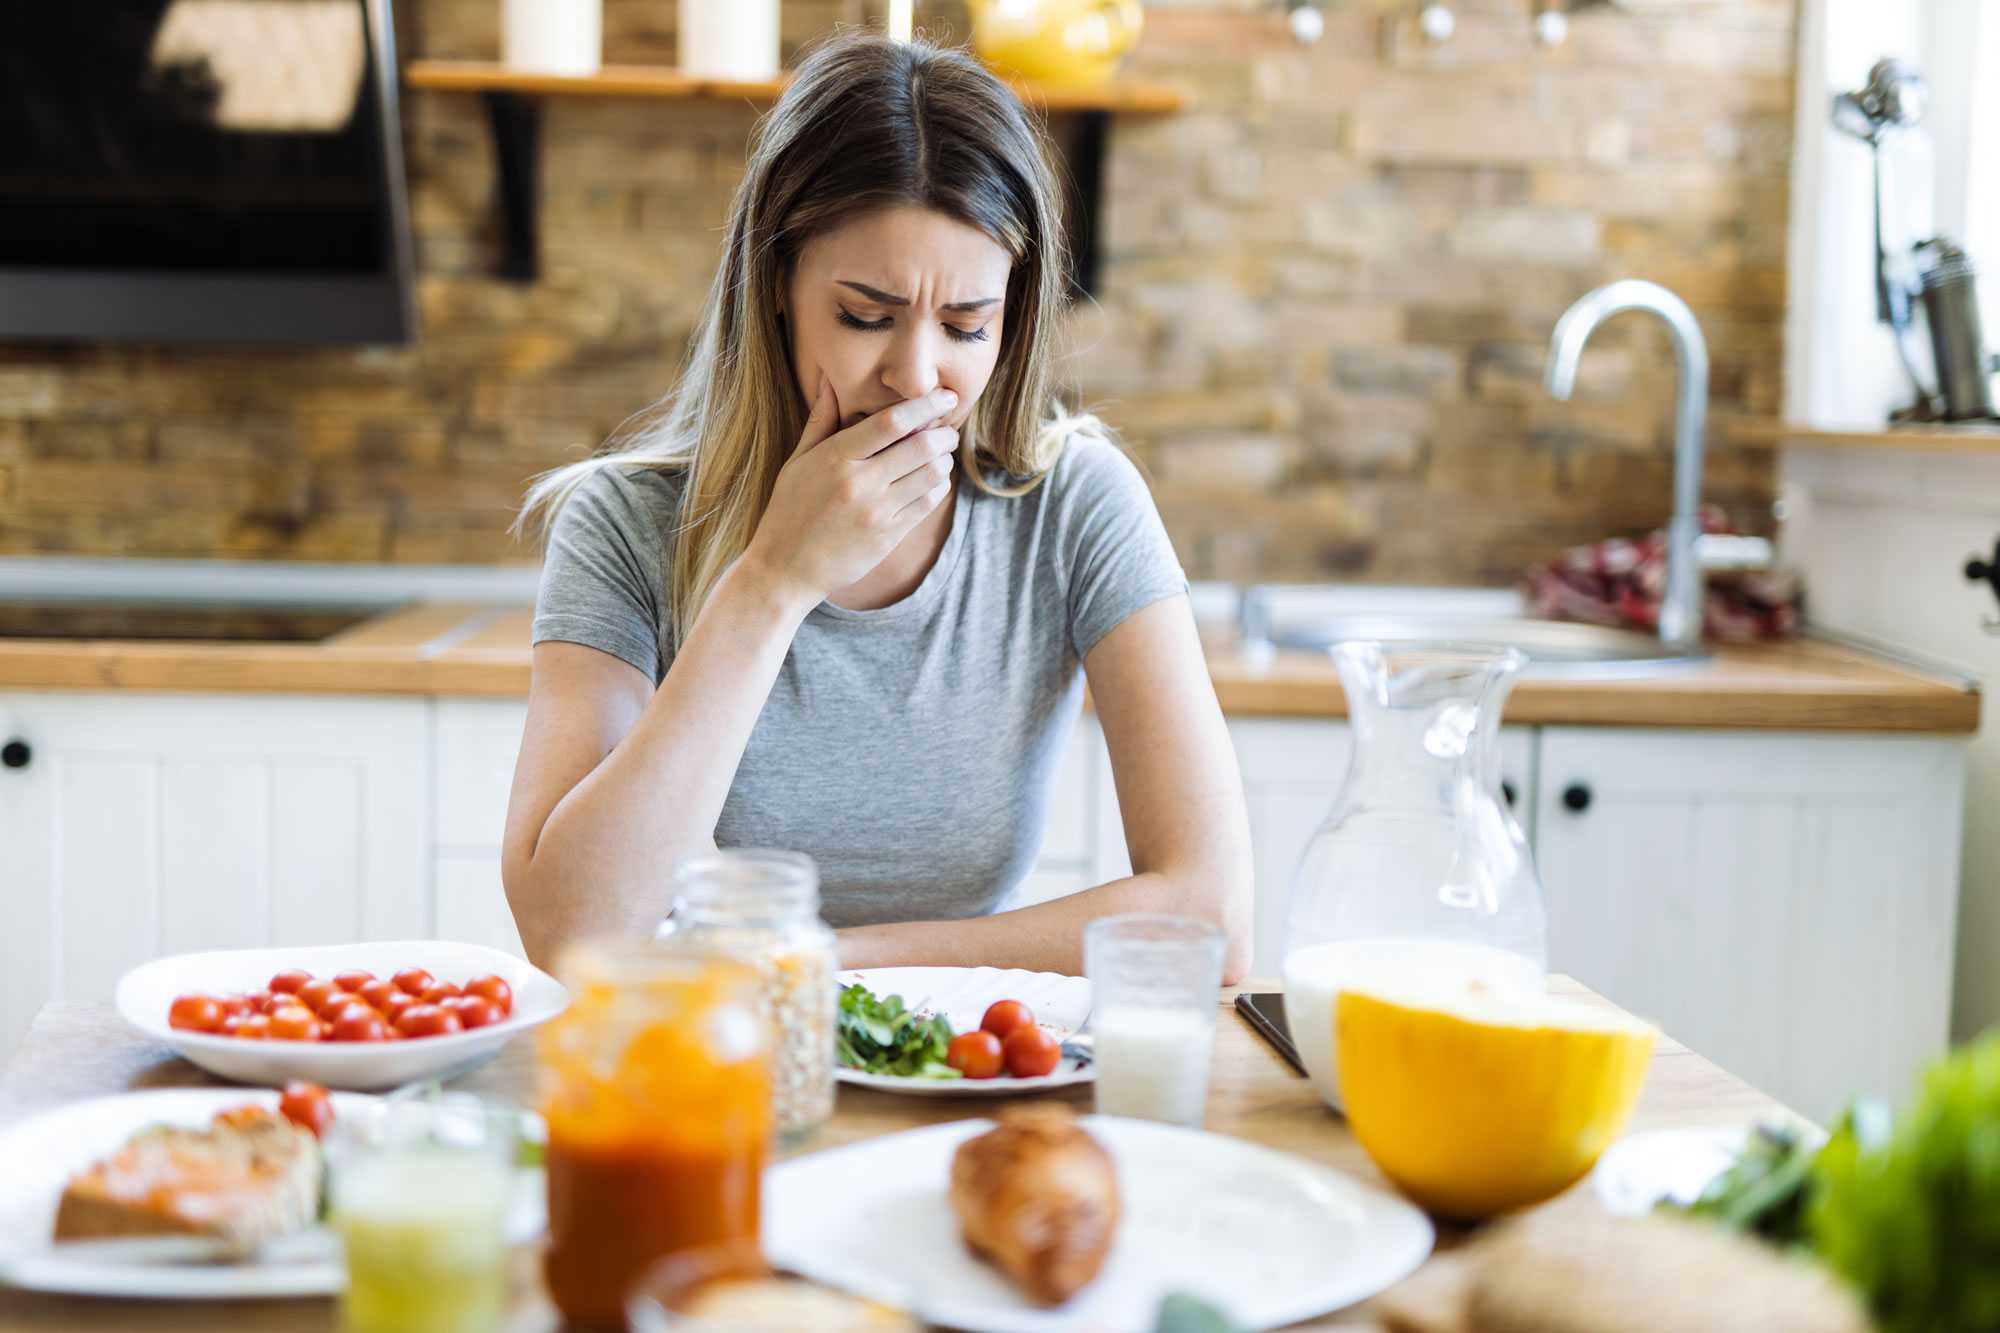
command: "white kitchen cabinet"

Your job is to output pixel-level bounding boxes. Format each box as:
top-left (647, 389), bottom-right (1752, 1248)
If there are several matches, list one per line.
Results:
top-left (1534, 726), bottom-right (1965, 1121)
top-left (0, 691), bottom-right (432, 1058)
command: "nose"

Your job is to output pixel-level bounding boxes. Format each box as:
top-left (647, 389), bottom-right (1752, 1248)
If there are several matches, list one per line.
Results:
top-left (878, 325), bottom-right (941, 403)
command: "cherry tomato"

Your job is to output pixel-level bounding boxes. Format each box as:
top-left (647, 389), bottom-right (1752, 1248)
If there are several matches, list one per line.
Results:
top-left (1002, 1024), bottom-right (1061, 1079)
top-left (269, 1005), bottom-right (322, 1042)
top-left (169, 994), bottom-right (225, 1034)
top-left (395, 1004), bottom-right (463, 1040)
top-left (357, 979), bottom-right (399, 1011)
top-left (381, 991), bottom-right (418, 1024)
top-left (392, 968), bottom-right (435, 997)
top-left (946, 1030), bottom-right (1005, 1079)
top-left (269, 970), bottom-right (312, 996)
top-left (333, 970), bottom-right (375, 993)
top-left (295, 979), bottom-right (338, 1015)
top-left (278, 1081), bottom-right (335, 1138)
top-left (235, 1014), bottom-right (273, 1041)
top-left (464, 975), bottom-right (513, 1016)
top-left (219, 1013), bottom-right (246, 1036)
top-left (980, 1000), bottom-right (1035, 1041)
top-left (241, 989), bottom-right (276, 1015)
top-left (419, 981), bottom-right (461, 1006)
top-left (330, 1008), bottom-right (389, 1043)
top-left (453, 996), bottom-right (504, 1030)
top-left (316, 989), bottom-right (364, 1020)
top-left (214, 994), bottom-right (253, 1022)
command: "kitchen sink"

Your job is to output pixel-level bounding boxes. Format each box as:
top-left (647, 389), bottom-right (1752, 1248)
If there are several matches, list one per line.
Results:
top-left (1269, 613), bottom-right (1708, 674)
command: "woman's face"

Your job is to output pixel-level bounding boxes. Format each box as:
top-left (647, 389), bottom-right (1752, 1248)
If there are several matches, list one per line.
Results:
top-left (783, 204), bottom-right (1012, 433)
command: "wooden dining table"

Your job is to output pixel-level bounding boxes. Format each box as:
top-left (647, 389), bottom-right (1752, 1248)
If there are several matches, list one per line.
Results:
top-left (0, 978), bottom-right (1800, 1331)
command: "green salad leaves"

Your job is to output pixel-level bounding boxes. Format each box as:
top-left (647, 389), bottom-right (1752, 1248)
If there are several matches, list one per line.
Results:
top-left (835, 983), bottom-right (960, 1080)
top-left (1808, 1033), bottom-right (2000, 1333)
top-left (1664, 1031), bottom-right (2000, 1333)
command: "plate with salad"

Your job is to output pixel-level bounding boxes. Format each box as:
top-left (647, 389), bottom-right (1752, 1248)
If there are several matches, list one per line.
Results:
top-left (836, 967), bottom-right (1093, 1096)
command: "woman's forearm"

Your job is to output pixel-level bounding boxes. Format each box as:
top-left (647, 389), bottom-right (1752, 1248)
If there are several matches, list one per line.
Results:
top-left (837, 862), bottom-right (1254, 984)
top-left (516, 557), bottom-right (814, 954)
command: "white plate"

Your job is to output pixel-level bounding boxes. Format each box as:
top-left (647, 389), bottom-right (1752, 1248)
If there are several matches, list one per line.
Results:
top-left (1591, 1123), bottom-right (1826, 1216)
top-left (0, 1089), bottom-right (546, 1300)
top-left (116, 941), bottom-right (569, 1091)
top-left (836, 967), bottom-right (1093, 1095)
top-left (765, 1115), bottom-right (1434, 1332)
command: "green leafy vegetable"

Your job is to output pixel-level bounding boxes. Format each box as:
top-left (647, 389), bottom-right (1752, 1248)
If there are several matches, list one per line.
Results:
top-left (1656, 1121), bottom-right (1822, 1244)
top-left (1808, 1035), bottom-right (2000, 1333)
top-left (835, 983), bottom-right (961, 1080)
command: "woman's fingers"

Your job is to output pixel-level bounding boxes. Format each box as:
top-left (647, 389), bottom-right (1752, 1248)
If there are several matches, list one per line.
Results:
top-left (868, 424), bottom-right (959, 486)
top-left (883, 435), bottom-right (957, 507)
top-left (838, 387), bottom-right (958, 460)
top-left (794, 375), bottom-right (841, 456)
top-left (891, 474), bottom-right (955, 526)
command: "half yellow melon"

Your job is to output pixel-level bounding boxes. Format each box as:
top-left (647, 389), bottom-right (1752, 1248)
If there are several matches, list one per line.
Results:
top-left (1336, 981), bottom-right (1655, 1220)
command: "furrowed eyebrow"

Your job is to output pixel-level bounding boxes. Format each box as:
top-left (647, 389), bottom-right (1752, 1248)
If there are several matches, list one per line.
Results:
top-left (836, 280), bottom-right (1000, 313)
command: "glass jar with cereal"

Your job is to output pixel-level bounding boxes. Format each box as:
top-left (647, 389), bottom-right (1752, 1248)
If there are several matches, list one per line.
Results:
top-left (662, 850), bottom-right (837, 1141)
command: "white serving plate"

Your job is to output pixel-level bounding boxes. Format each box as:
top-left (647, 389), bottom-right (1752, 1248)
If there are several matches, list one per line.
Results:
top-left (765, 1115), bottom-right (1434, 1332)
top-left (1592, 1123), bottom-right (1826, 1217)
top-left (0, 1089), bottom-right (546, 1300)
top-left (836, 967), bottom-right (1093, 1096)
top-left (116, 941), bottom-right (568, 1091)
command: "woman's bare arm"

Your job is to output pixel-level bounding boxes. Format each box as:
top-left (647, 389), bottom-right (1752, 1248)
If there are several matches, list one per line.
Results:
top-left (834, 596), bottom-right (1256, 983)
top-left (502, 561), bottom-right (814, 966)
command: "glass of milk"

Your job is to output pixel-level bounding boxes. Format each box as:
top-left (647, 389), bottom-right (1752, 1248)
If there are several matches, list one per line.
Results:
top-left (1084, 914), bottom-right (1226, 1128)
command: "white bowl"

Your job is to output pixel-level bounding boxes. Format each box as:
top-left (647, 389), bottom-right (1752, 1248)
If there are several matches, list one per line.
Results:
top-left (115, 941), bottom-right (569, 1091)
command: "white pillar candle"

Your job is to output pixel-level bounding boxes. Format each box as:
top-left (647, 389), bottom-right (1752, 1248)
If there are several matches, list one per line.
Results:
top-left (887, 0), bottom-right (913, 43)
top-left (678, 0), bottom-right (780, 80)
top-left (501, 0), bottom-right (602, 76)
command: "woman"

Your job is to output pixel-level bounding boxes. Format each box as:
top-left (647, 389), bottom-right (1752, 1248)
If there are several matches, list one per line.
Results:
top-left (504, 33), bottom-right (1252, 980)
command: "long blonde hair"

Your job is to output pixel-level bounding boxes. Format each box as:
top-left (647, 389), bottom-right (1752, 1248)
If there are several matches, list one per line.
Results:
top-left (519, 33), bottom-right (1079, 643)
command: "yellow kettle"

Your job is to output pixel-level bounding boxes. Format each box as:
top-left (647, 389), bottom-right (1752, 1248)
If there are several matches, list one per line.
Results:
top-left (968, 0), bottom-right (1145, 88)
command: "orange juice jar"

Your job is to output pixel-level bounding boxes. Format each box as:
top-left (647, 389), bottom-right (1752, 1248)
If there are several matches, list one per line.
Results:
top-left (538, 940), bottom-right (771, 1331)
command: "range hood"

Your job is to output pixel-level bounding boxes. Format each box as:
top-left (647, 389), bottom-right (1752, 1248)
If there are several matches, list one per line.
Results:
top-left (0, 0), bottom-right (416, 345)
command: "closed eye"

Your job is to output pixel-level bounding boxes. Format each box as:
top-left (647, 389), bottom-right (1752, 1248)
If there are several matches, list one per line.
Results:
top-left (836, 307), bottom-right (991, 344)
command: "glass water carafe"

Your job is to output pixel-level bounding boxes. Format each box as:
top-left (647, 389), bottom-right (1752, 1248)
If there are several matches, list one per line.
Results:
top-left (1282, 642), bottom-right (1548, 1111)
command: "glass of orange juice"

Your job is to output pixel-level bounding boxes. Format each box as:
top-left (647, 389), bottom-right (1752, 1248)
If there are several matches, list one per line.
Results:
top-left (538, 939), bottom-right (771, 1330)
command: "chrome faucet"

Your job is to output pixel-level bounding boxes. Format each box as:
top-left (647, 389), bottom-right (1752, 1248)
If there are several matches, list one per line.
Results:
top-left (1545, 279), bottom-right (1710, 647)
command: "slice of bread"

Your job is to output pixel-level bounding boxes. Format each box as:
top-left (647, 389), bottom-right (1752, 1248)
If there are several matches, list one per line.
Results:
top-left (53, 1108), bottom-right (321, 1254)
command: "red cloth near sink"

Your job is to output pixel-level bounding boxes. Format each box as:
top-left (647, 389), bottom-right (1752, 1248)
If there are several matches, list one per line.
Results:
top-left (1522, 509), bottom-right (1803, 642)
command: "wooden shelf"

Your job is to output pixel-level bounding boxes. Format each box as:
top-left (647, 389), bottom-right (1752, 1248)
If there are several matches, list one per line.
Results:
top-left (1730, 419), bottom-right (2000, 455)
top-left (400, 60), bottom-right (1184, 289)
top-left (402, 60), bottom-right (1186, 114)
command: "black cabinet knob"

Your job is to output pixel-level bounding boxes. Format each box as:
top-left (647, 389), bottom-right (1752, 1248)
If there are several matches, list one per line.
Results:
top-left (1501, 780), bottom-right (1519, 808)
top-left (1, 739), bottom-right (29, 770)
top-left (1561, 782), bottom-right (1592, 813)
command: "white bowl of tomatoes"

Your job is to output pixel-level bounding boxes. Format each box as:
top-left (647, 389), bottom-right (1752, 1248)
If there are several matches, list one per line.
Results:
top-left (116, 941), bottom-right (570, 1091)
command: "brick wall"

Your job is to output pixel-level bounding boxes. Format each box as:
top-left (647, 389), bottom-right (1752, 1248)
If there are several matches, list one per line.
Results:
top-left (0, 0), bottom-right (1792, 584)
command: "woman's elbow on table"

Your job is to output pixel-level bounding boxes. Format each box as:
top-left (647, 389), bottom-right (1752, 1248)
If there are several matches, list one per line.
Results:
top-left (1153, 849), bottom-right (1254, 987)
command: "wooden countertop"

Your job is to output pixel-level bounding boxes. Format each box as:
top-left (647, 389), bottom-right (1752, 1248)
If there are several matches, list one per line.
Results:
top-left (0, 977), bottom-right (1802, 1332)
top-left (0, 604), bottom-right (1979, 733)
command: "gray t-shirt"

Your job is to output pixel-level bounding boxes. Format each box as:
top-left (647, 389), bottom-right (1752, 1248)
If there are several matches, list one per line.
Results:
top-left (531, 437), bottom-right (1188, 928)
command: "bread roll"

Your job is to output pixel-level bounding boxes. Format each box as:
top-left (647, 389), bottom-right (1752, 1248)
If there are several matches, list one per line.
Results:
top-left (949, 1106), bottom-right (1120, 1305)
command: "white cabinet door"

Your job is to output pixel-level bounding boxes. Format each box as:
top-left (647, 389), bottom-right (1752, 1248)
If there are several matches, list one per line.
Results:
top-left (432, 700), bottom-right (530, 953)
top-left (1534, 727), bottom-right (1964, 1120)
top-left (0, 691), bottom-right (432, 1057)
